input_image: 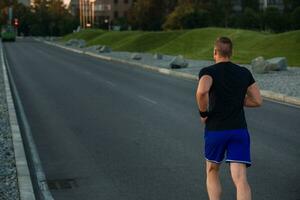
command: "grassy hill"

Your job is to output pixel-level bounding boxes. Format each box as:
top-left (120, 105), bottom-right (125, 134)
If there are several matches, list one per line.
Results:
top-left (61, 28), bottom-right (300, 66)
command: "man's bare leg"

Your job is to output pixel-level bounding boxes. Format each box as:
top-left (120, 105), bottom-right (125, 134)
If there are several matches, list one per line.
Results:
top-left (206, 161), bottom-right (222, 200)
top-left (230, 163), bottom-right (251, 200)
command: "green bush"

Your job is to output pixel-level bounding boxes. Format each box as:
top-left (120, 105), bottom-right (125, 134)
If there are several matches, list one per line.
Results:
top-left (263, 7), bottom-right (286, 32)
top-left (291, 7), bottom-right (300, 29)
top-left (163, 3), bottom-right (209, 30)
top-left (113, 17), bottom-right (129, 30)
top-left (127, 0), bottom-right (166, 31)
top-left (163, 3), bottom-right (194, 30)
top-left (181, 9), bottom-right (210, 29)
top-left (240, 7), bottom-right (260, 30)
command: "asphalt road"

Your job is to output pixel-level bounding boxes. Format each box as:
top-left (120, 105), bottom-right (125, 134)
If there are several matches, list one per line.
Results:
top-left (4, 38), bottom-right (300, 200)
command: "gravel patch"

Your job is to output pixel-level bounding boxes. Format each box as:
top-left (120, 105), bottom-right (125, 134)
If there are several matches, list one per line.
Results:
top-left (0, 47), bottom-right (20, 200)
top-left (252, 68), bottom-right (300, 98)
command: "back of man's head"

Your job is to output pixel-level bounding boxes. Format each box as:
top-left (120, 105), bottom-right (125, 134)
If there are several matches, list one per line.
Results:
top-left (215, 37), bottom-right (233, 58)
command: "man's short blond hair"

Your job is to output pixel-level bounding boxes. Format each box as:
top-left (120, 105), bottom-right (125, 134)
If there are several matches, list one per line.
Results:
top-left (215, 37), bottom-right (233, 58)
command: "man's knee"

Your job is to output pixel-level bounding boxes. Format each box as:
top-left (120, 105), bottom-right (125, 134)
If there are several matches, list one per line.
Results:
top-left (230, 163), bottom-right (248, 185)
top-left (206, 161), bottom-right (220, 173)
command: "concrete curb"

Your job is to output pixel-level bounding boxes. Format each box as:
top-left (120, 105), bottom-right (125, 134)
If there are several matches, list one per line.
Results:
top-left (43, 40), bottom-right (300, 107)
top-left (0, 42), bottom-right (36, 199)
top-left (260, 90), bottom-right (300, 106)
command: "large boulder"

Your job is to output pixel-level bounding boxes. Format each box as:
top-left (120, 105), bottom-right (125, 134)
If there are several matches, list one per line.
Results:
top-left (251, 56), bottom-right (269, 74)
top-left (266, 57), bottom-right (287, 71)
top-left (99, 46), bottom-right (112, 53)
top-left (65, 39), bottom-right (86, 48)
top-left (78, 39), bottom-right (86, 48)
top-left (169, 55), bottom-right (188, 69)
top-left (86, 45), bottom-right (102, 52)
top-left (153, 53), bottom-right (163, 60)
top-left (131, 53), bottom-right (142, 60)
top-left (65, 39), bottom-right (78, 46)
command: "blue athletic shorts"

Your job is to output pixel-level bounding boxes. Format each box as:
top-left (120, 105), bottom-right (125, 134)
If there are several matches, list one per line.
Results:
top-left (204, 129), bottom-right (251, 167)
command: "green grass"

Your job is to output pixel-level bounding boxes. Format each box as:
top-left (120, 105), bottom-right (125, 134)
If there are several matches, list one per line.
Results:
top-left (61, 29), bottom-right (105, 42)
top-left (61, 28), bottom-right (300, 66)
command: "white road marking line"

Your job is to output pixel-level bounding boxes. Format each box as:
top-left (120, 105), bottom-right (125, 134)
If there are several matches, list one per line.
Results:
top-left (105, 80), bottom-right (116, 87)
top-left (94, 77), bottom-right (115, 87)
top-left (138, 95), bottom-right (157, 105)
top-left (82, 70), bottom-right (116, 87)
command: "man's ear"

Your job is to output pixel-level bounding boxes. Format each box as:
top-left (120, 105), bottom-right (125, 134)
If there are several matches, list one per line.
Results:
top-left (213, 48), bottom-right (217, 60)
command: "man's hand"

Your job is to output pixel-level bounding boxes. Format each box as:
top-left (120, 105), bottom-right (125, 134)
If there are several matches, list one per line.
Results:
top-left (200, 117), bottom-right (208, 124)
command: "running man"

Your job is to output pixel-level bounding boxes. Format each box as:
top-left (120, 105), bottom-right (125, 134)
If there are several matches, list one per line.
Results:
top-left (196, 37), bottom-right (262, 200)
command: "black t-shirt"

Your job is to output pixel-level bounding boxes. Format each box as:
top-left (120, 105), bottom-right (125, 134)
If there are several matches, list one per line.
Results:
top-left (198, 61), bottom-right (255, 131)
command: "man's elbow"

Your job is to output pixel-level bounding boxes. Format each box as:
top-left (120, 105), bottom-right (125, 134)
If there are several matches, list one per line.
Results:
top-left (196, 90), bottom-right (208, 98)
top-left (255, 97), bottom-right (263, 107)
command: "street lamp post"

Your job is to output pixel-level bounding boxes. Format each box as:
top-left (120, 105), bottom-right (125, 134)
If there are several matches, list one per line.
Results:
top-left (104, 19), bottom-right (110, 31)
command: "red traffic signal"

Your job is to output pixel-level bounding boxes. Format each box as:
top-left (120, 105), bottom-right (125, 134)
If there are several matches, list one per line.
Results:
top-left (14, 18), bottom-right (19, 27)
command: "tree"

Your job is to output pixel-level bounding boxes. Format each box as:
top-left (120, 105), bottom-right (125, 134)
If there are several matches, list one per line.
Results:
top-left (221, 0), bottom-right (232, 27)
top-left (0, 0), bottom-right (18, 26)
top-left (13, 3), bottom-right (33, 36)
top-left (164, 0), bottom-right (179, 15)
top-left (241, 0), bottom-right (259, 11)
top-left (240, 7), bottom-right (260, 30)
top-left (128, 0), bottom-right (168, 30)
top-left (48, 0), bottom-right (77, 35)
top-left (208, 0), bottom-right (232, 27)
top-left (291, 6), bottom-right (300, 29)
top-left (162, 2), bottom-right (209, 30)
top-left (283, 0), bottom-right (300, 12)
top-left (29, 0), bottom-right (78, 36)
top-left (263, 6), bottom-right (286, 32)
top-left (113, 17), bottom-right (129, 30)
top-left (31, 0), bottom-right (52, 35)
top-left (1, 0), bottom-right (77, 36)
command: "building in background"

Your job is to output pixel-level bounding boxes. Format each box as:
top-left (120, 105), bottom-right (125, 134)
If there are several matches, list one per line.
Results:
top-left (94, 0), bottom-right (132, 26)
top-left (69, 0), bottom-right (80, 16)
top-left (18, 0), bottom-right (31, 6)
top-left (232, 0), bottom-right (284, 11)
top-left (259, 0), bottom-right (284, 10)
top-left (70, 0), bottom-right (284, 29)
top-left (69, 0), bottom-right (132, 29)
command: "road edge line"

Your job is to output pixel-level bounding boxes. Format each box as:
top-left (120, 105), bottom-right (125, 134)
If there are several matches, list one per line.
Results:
top-left (1, 42), bottom-right (54, 200)
top-left (42, 40), bottom-right (300, 107)
top-left (0, 42), bottom-right (36, 199)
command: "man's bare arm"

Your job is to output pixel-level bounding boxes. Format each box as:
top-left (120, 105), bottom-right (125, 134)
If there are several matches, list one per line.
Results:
top-left (196, 75), bottom-right (213, 112)
top-left (244, 83), bottom-right (263, 107)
